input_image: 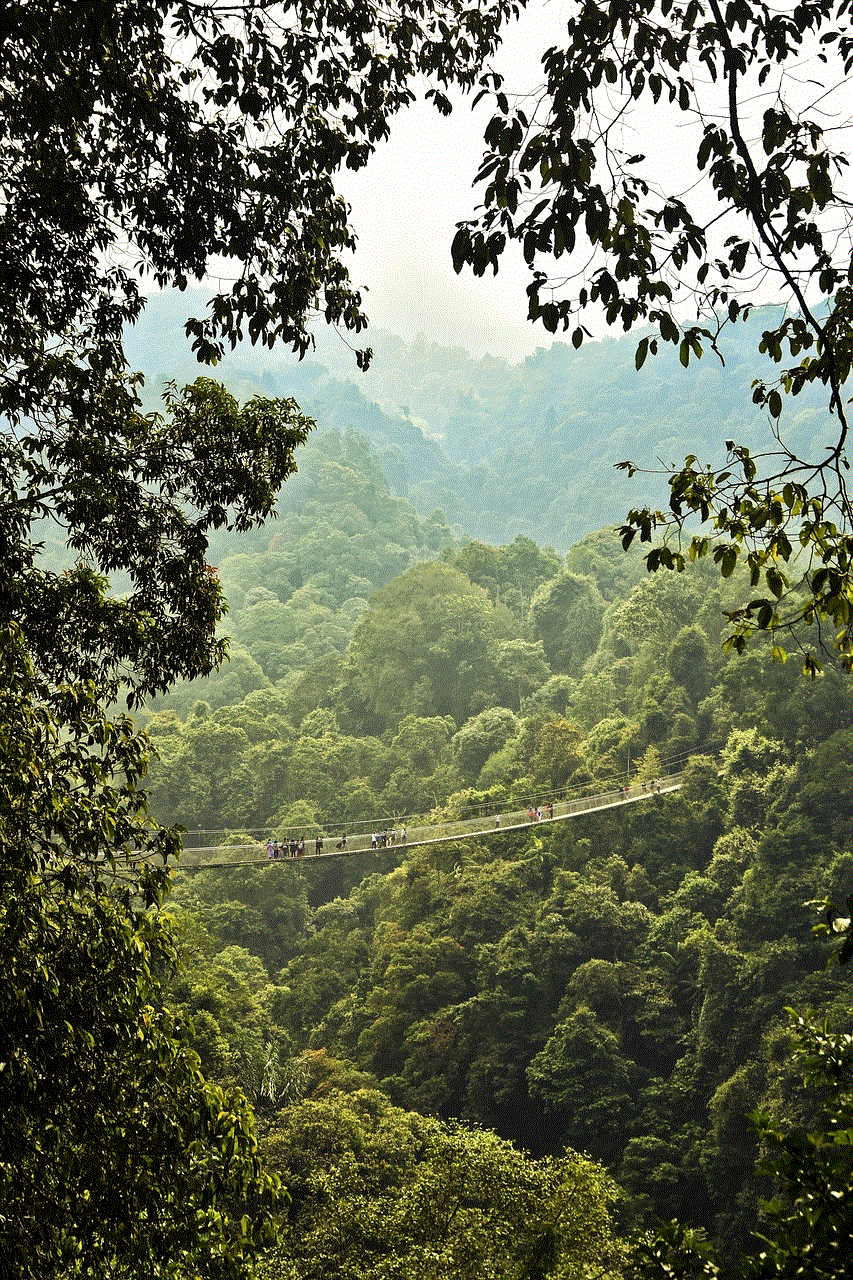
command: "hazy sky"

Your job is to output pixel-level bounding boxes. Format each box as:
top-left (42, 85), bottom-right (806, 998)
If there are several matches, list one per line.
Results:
top-left (334, 0), bottom-right (725, 361)
top-left (337, 0), bottom-right (573, 361)
top-left (184, 1), bottom-right (842, 369)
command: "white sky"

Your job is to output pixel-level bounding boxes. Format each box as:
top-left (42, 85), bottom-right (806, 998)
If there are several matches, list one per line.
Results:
top-left (337, 0), bottom-right (574, 360)
top-left (335, 0), bottom-right (725, 361)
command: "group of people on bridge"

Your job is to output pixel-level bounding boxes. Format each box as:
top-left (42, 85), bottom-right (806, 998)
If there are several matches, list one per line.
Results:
top-left (265, 827), bottom-right (409, 858)
top-left (370, 828), bottom-right (406, 849)
top-left (267, 835), bottom-right (318, 859)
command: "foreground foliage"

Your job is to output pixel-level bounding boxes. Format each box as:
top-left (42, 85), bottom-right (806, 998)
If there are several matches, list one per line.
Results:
top-left (629, 1015), bottom-right (853, 1280)
top-left (454, 0), bottom-right (853, 668)
top-left (0, 2), bottom-right (520, 1272)
top-left (0, 627), bottom-right (277, 1278)
top-left (748, 1016), bottom-right (853, 1280)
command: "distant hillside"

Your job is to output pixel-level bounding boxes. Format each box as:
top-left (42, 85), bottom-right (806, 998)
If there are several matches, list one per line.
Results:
top-left (126, 289), bottom-right (831, 550)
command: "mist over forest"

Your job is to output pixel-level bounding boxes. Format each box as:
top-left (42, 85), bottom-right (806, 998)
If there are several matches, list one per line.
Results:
top-left (128, 288), bottom-right (834, 550)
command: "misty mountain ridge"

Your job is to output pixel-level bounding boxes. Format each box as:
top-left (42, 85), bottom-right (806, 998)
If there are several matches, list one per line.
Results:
top-left (126, 288), bottom-right (832, 551)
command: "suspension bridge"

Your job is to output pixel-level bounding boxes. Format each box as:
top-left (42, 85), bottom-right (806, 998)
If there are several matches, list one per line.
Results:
top-left (177, 771), bottom-right (684, 870)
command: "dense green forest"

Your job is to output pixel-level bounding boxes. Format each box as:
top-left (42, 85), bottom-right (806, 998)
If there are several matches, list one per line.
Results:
top-left (21, 296), bottom-right (853, 1275)
top-left (134, 421), bottom-right (853, 1273)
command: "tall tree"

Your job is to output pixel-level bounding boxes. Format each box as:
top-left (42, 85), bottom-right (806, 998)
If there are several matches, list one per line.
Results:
top-left (627, 1013), bottom-right (853, 1280)
top-left (453, 0), bottom-right (853, 670)
top-left (0, 2), bottom-right (516, 1273)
